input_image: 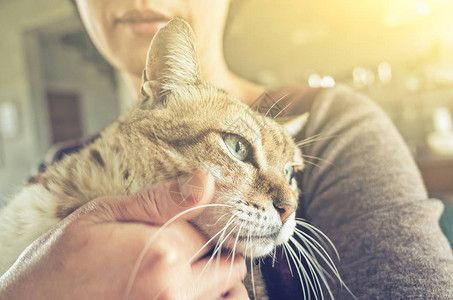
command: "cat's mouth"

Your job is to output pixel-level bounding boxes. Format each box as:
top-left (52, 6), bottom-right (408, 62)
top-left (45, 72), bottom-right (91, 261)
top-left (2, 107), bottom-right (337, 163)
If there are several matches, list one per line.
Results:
top-left (224, 218), bottom-right (296, 258)
top-left (193, 209), bottom-right (297, 258)
top-left (236, 231), bottom-right (280, 241)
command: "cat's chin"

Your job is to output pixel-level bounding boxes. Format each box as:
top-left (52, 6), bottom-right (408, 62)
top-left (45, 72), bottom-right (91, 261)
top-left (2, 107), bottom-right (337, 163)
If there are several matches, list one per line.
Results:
top-left (232, 216), bottom-right (297, 258)
top-left (274, 215), bottom-right (296, 245)
top-left (243, 243), bottom-right (275, 258)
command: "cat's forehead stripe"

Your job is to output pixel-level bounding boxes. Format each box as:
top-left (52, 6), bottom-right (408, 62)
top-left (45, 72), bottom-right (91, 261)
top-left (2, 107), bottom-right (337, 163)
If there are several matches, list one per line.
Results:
top-left (163, 129), bottom-right (219, 147)
top-left (259, 124), bottom-right (295, 167)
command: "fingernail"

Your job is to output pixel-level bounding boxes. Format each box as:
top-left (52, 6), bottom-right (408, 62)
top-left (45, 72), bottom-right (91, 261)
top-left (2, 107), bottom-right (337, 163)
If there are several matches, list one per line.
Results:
top-left (182, 170), bottom-right (205, 196)
top-left (169, 170), bottom-right (206, 207)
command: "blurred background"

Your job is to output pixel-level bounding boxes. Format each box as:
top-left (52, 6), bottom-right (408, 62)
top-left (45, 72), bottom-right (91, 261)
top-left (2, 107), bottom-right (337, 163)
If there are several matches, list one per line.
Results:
top-left (0, 0), bottom-right (452, 208)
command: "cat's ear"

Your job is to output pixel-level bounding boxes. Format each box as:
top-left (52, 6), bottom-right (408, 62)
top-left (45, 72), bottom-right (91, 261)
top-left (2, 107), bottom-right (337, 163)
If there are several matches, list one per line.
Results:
top-left (141, 18), bottom-right (200, 99)
top-left (282, 113), bottom-right (310, 137)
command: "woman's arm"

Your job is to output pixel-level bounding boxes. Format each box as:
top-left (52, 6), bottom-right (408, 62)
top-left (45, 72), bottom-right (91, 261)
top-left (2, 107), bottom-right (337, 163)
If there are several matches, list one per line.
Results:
top-left (301, 85), bottom-right (453, 298)
top-left (0, 171), bottom-right (248, 300)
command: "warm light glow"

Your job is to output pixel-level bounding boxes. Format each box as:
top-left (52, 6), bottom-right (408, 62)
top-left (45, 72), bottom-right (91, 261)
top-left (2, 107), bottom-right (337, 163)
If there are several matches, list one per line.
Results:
top-left (416, 1), bottom-right (431, 16)
top-left (378, 62), bottom-right (392, 84)
top-left (384, 0), bottom-right (434, 27)
top-left (405, 76), bottom-right (421, 91)
top-left (0, 101), bottom-right (19, 139)
top-left (321, 76), bottom-right (336, 88)
top-left (226, 0), bottom-right (453, 91)
top-left (308, 73), bottom-right (322, 88)
top-left (384, 14), bottom-right (398, 27)
top-left (353, 67), bottom-right (367, 87)
top-left (428, 107), bottom-right (453, 155)
top-left (353, 67), bottom-right (375, 88)
top-left (434, 107), bottom-right (453, 132)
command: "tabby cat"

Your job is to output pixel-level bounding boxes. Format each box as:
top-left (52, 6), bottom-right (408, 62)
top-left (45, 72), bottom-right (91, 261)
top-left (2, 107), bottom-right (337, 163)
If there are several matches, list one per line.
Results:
top-left (0, 19), bottom-right (341, 299)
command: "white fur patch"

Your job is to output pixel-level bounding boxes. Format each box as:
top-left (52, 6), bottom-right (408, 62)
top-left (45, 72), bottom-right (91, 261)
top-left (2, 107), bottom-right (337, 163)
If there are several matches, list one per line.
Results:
top-left (0, 185), bottom-right (60, 273)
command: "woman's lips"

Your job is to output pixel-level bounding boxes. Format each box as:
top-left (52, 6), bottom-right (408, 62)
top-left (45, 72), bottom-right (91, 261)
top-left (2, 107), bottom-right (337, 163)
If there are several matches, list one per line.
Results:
top-left (115, 10), bottom-right (170, 36)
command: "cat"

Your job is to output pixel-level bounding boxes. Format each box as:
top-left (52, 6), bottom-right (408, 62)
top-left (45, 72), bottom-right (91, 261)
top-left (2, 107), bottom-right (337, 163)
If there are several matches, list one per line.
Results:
top-left (0, 18), bottom-right (342, 299)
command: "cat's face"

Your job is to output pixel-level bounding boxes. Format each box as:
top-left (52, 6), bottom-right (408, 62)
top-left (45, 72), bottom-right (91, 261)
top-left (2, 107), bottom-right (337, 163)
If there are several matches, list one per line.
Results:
top-left (130, 19), bottom-right (308, 258)
top-left (188, 93), bottom-right (303, 258)
top-left (139, 84), bottom-right (305, 257)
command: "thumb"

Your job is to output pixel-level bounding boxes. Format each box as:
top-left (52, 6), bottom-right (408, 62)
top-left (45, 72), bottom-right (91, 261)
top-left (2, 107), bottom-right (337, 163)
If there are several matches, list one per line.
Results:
top-left (84, 170), bottom-right (215, 224)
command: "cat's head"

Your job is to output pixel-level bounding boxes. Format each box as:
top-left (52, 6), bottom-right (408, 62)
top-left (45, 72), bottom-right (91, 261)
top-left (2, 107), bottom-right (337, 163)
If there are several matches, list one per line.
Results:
top-left (133, 19), bottom-right (308, 258)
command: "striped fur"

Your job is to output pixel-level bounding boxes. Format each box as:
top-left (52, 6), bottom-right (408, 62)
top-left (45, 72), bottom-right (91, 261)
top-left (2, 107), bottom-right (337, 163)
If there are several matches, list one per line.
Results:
top-left (0, 19), bottom-right (309, 298)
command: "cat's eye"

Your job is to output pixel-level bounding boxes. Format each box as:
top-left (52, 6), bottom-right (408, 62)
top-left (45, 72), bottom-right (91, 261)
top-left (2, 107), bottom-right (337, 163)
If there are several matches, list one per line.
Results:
top-left (223, 134), bottom-right (251, 161)
top-left (285, 166), bottom-right (295, 183)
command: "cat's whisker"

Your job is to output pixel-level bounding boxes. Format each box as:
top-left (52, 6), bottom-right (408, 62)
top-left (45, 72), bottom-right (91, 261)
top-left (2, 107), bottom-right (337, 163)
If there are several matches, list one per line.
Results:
top-left (214, 213), bottom-right (241, 269)
top-left (301, 154), bottom-right (334, 166)
top-left (1, 17), bottom-right (358, 300)
top-left (293, 229), bottom-right (340, 280)
top-left (287, 162), bottom-right (305, 168)
top-left (293, 232), bottom-right (335, 285)
top-left (185, 218), bottom-right (243, 295)
top-left (294, 229), bottom-right (339, 268)
top-left (294, 239), bottom-right (324, 300)
top-left (283, 242), bottom-right (308, 300)
top-left (195, 221), bottom-right (238, 286)
top-left (295, 133), bottom-right (341, 148)
top-left (295, 220), bottom-right (339, 260)
top-left (295, 133), bottom-right (325, 146)
top-left (271, 247), bottom-right (277, 268)
top-left (244, 228), bottom-right (250, 261)
top-left (264, 93), bottom-right (291, 117)
top-left (205, 212), bottom-right (230, 227)
top-left (293, 220), bottom-right (344, 297)
top-left (124, 203), bottom-right (231, 299)
top-left (185, 226), bottom-right (236, 296)
top-left (282, 243), bottom-right (294, 277)
top-left (226, 221), bottom-right (244, 289)
top-left (215, 224), bottom-right (237, 258)
top-left (289, 237), bottom-right (328, 300)
top-left (289, 237), bottom-right (325, 300)
top-left (250, 243), bottom-right (256, 300)
top-left (293, 232), bottom-right (348, 300)
top-left (292, 230), bottom-right (353, 300)
top-left (217, 230), bottom-right (241, 280)
top-left (259, 258), bottom-right (263, 275)
top-left (234, 198), bottom-right (249, 206)
top-left (302, 159), bottom-right (323, 169)
top-left (292, 230), bottom-right (320, 274)
top-left (292, 242), bottom-right (336, 299)
top-left (293, 230), bottom-right (357, 299)
top-left (187, 226), bottom-right (229, 266)
top-left (294, 227), bottom-right (331, 263)
top-left (272, 100), bottom-right (295, 119)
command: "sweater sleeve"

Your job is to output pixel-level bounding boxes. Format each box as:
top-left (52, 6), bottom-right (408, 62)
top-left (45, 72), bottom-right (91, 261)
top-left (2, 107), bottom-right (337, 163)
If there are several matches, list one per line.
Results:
top-left (298, 85), bottom-right (453, 299)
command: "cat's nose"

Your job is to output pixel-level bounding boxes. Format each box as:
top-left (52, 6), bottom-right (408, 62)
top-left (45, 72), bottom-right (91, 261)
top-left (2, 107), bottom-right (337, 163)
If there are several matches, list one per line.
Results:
top-left (273, 202), bottom-right (296, 222)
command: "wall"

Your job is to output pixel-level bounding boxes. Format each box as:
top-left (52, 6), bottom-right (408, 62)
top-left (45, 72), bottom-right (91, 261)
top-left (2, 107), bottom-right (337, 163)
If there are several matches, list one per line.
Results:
top-left (0, 0), bottom-right (119, 203)
top-left (0, 0), bottom-right (70, 202)
top-left (40, 32), bottom-right (119, 136)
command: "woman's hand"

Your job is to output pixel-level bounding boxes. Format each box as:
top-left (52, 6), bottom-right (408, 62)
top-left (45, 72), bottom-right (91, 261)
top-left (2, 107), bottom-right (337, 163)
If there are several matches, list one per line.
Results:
top-left (0, 170), bottom-right (248, 299)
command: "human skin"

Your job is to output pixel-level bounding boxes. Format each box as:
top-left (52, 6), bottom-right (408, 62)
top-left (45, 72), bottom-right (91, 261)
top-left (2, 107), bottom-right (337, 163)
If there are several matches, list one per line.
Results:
top-left (75, 0), bottom-right (265, 104)
top-left (0, 171), bottom-right (249, 299)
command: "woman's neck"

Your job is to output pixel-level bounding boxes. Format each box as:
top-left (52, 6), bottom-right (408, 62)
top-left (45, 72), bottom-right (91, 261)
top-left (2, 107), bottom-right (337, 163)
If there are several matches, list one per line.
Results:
top-left (124, 55), bottom-right (265, 107)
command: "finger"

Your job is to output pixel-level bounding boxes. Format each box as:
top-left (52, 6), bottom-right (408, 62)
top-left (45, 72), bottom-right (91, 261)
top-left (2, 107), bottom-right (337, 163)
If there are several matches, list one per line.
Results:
top-left (152, 221), bottom-right (213, 263)
top-left (81, 170), bottom-right (215, 224)
top-left (192, 254), bottom-right (247, 299)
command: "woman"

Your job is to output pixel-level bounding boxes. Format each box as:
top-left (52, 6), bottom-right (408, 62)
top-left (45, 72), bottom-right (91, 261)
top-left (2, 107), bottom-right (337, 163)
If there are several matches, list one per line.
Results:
top-left (1, 0), bottom-right (453, 299)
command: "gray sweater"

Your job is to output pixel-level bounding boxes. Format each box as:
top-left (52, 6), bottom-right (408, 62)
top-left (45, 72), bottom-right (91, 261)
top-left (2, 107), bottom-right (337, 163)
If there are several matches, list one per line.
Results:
top-left (21, 84), bottom-right (453, 299)
top-left (261, 85), bottom-right (453, 299)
